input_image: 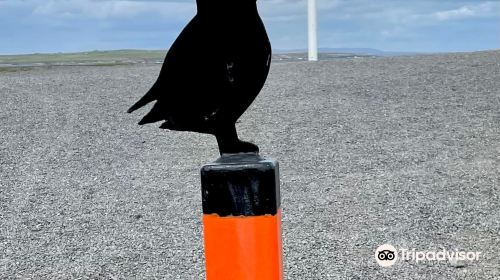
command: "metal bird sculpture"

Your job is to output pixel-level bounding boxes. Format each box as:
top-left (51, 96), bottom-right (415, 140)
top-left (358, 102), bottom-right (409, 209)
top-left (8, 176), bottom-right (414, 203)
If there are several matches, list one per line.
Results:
top-left (128, 0), bottom-right (271, 155)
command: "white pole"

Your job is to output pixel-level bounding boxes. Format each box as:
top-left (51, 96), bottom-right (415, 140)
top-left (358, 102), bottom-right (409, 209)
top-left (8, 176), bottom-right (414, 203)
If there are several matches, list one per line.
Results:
top-left (308, 0), bottom-right (318, 61)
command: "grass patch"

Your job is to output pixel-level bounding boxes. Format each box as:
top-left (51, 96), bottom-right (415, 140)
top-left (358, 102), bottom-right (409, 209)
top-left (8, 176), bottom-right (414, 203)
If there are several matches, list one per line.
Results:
top-left (0, 67), bottom-right (32, 73)
top-left (0, 49), bottom-right (166, 67)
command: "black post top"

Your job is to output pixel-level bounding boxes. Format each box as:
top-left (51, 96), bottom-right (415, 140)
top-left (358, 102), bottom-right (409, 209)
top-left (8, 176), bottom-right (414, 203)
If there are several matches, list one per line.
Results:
top-left (201, 153), bottom-right (280, 217)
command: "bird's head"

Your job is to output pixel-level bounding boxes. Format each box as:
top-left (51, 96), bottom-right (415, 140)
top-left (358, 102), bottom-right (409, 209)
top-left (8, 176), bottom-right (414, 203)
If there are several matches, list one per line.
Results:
top-left (196, 0), bottom-right (257, 15)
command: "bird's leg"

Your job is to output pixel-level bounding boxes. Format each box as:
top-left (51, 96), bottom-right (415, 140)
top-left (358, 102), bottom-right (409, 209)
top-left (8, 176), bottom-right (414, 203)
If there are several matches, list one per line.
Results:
top-left (215, 124), bottom-right (259, 155)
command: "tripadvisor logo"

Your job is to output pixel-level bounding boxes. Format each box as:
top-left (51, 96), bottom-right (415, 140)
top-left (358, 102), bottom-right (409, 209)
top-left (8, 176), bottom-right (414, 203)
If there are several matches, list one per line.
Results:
top-left (375, 244), bottom-right (482, 267)
top-left (375, 244), bottom-right (398, 267)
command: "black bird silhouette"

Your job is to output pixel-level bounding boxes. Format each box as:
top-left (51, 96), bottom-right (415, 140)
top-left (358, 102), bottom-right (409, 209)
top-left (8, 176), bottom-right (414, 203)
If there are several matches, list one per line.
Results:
top-left (128, 0), bottom-right (272, 155)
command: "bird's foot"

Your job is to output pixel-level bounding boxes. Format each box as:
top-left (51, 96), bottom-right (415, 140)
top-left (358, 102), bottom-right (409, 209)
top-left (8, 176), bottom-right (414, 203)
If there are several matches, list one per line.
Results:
top-left (219, 140), bottom-right (259, 155)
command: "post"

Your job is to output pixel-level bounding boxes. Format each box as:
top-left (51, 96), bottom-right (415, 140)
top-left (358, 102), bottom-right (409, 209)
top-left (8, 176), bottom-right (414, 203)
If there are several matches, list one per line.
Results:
top-left (201, 153), bottom-right (283, 280)
top-left (308, 0), bottom-right (318, 61)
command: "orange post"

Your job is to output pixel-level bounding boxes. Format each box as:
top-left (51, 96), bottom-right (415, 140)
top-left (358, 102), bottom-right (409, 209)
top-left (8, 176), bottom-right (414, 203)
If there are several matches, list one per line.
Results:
top-left (201, 154), bottom-right (283, 280)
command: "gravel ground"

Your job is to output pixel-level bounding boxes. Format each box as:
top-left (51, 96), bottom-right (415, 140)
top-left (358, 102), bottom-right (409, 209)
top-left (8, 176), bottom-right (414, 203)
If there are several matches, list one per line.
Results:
top-left (1, 51), bottom-right (499, 279)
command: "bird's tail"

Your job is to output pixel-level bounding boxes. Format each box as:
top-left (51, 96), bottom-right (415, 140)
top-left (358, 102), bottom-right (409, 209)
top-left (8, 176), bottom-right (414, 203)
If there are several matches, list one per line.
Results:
top-left (127, 84), bottom-right (158, 113)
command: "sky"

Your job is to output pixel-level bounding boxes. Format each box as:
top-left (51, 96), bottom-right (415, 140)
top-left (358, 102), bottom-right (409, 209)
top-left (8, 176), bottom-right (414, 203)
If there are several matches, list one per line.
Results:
top-left (0, 0), bottom-right (498, 55)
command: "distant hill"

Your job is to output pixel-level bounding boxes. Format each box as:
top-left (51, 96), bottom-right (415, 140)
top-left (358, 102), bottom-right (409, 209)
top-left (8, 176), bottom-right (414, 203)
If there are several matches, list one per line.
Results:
top-left (0, 50), bottom-right (166, 68)
top-left (0, 48), bottom-right (421, 68)
top-left (274, 48), bottom-right (420, 56)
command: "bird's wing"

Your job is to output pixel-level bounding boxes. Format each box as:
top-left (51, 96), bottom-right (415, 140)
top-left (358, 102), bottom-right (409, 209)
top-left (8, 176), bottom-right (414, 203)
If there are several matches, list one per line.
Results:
top-left (128, 16), bottom-right (206, 114)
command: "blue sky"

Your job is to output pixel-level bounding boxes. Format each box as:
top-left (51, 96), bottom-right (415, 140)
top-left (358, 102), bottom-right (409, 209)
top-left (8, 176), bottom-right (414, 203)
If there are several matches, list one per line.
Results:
top-left (0, 0), bottom-right (498, 54)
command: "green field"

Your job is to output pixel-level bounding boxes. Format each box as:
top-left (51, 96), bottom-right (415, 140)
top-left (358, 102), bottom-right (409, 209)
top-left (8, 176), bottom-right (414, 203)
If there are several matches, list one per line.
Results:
top-left (0, 49), bottom-right (376, 73)
top-left (0, 49), bottom-right (166, 68)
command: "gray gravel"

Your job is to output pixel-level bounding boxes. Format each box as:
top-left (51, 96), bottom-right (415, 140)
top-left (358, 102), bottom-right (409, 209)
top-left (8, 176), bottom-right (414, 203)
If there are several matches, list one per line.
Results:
top-left (1, 51), bottom-right (499, 279)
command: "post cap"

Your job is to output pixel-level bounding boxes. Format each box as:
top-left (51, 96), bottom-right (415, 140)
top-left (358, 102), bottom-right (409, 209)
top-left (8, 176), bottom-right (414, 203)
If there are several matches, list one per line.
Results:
top-left (201, 153), bottom-right (280, 217)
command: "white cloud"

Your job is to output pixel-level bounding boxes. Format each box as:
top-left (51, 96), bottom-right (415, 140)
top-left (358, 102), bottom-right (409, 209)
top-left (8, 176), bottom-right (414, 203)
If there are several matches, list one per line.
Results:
top-left (32, 0), bottom-right (195, 20)
top-left (434, 2), bottom-right (497, 21)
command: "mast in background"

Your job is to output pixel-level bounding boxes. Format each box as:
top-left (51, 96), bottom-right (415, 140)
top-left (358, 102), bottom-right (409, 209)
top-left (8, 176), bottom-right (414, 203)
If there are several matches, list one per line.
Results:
top-left (308, 0), bottom-right (318, 61)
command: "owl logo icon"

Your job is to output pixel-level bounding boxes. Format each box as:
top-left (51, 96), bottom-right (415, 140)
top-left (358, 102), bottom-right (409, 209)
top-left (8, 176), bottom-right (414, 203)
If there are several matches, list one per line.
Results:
top-left (375, 244), bottom-right (398, 267)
